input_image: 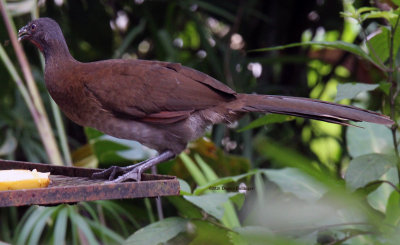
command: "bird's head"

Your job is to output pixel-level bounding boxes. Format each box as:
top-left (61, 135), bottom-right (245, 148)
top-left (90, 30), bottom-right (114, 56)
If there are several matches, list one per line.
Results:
top-left (18, 18), bottom-right (64, 52)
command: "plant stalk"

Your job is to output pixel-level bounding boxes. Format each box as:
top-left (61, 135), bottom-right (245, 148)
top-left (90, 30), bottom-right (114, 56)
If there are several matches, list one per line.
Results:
top-left (0, 0), bottom-right (63, 165)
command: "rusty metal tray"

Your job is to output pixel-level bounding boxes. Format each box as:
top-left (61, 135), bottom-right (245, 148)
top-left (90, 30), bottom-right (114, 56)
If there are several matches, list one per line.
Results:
top-left (0, 159), bottom-right (180, 207)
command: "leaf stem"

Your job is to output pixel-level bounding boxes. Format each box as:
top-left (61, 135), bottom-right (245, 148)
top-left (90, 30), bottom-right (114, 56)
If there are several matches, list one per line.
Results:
top-left (388, 15), bottom-right (400, 161)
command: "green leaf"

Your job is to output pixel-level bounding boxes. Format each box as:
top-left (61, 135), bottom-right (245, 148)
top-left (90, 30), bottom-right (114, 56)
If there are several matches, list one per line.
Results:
top-left (193, 170), bottom-right (258, 195)
top-left (124, 217), bottom-right (187, 245)
top-left (180, 153), bottom-right (208, 186)
top-left (335, 83), bottom-right (379, 102)
top-left (263, 168), bottom-right (327, 202)
top-left (361, 11), bottom-right (398, 21)
top-left (346, 122), bottom-right (395, 158)
top-left (167, 196), bottom-right (203, 219)
top-left (345, 153), bottom-right (397, 191)
top-left (184, 193), bottom-right (233, 219)
top-left (229, 193), bottom-right (245, 209)
top-left (249, 41), bottom-right (381, 69)
top-left (194, 154), bottom-right (218, 182)
top-left (393, 0), bottom-right (400, 6)
top-left (368, 27), bottom-right (391, 64)
top-left (384, 190), bottom-right (400, 225)
top-left (238, 114), bottom-right (293, 132)
top-left (68, 206), bottom-right (98, 245)
top-left (53, 207), bottom-right (68, 245)
top-left (16, 207), bottom-right (46, 245)
top-left (379, 81), bottom-right (391, 95)
top-left (356, 7), bottom-right (379, 15)
top-left (28, 206), bottom-right (61, 245)
top-left (179, 178), bottom-right (191, 195)
top-left (367, 167), bottom-right (399, 213)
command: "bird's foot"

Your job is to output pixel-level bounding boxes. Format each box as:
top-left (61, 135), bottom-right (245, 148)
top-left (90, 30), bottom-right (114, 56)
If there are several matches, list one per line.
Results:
top-left (91, 150), bottom-right (176, 183)
top-left (91, 160), bottom-right (147, 181)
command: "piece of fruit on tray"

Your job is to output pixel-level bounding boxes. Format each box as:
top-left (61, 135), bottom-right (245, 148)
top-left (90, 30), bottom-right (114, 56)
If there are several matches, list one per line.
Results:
top-left (0, 169), bottom-right (50, 191)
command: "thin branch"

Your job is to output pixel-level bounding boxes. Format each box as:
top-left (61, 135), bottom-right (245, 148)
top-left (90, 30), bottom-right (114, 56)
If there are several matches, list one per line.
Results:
top-left (388, 15), bottom-right (400, 160)
top-left (365, 180), bottom-right (400, 194)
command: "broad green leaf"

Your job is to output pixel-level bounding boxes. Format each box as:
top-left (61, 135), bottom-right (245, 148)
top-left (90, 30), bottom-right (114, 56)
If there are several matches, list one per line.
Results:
top-left (250, 41), bottom-right (381, 69)
top-left (184, 193), bottom-right (232, 219)
top-left (367, 167), bottom-right (399, 213)
top-left (394, 0), bottom-right (400, 6)
top-left (238, 114), bottom-right (293, 132)
top-left (346, 122), bottom-right (395, 158)
top-left (335, 83), bottom-right (379, 102)
top-left (229, 193), bottom-right (245, 209)
top-left (234, 226), bottom-right (273, 245)
top-left (379, 81), bottom-right (391, 95)
top-left (167, 196), bottom-right (203, 219)
top-left (263, 168), bottom-right (327, 202)
top-left (124, 217), bottom-right (187, 245)
top-left (368, 27), bottom-right (391, 64)
top-left (384, 190), bottom-right (400, 225)
top-left (345, 153), bottom-right (397, 191)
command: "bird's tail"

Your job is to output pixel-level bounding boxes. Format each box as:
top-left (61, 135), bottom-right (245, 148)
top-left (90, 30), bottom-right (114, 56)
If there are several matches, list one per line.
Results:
top-left (238, 94), bottom-right (393, 126)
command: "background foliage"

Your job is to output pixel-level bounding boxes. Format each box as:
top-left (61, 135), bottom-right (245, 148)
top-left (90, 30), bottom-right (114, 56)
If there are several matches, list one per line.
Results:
top-left (1, 0), bottom-right (400, 244)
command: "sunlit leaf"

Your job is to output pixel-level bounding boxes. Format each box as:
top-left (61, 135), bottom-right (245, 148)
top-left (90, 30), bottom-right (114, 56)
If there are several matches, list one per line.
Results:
top-left (384, 190), bottom-right (400, 225)
top-left (361, 11), bottom-right (398, 21)
top-left (124, 217), bottom-right (187, 245)
top-left (367, 167), bottom-right (399, 213)
top-left (335, 83), bottom-right (379, 102)
top-left (184, 193), bottom-right (231, 219)
top-left (263, 168), bottom-right (327, 202)
top-left (345, 153), bottom-right (397, 191)
top-left (346, 122), bottom-right (396, 158)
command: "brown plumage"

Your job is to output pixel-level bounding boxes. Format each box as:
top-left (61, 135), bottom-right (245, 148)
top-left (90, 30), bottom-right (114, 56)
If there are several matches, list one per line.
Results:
top-left (18, 18), bottom-right (393, 182)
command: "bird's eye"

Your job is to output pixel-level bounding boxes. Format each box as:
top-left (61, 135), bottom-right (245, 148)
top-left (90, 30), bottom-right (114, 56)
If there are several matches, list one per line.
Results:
top-left (31, 24), bottom-right (36, 30)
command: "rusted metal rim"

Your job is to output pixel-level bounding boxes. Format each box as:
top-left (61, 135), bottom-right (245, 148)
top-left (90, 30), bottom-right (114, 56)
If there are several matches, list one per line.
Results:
top-left (0, 159), bottom-right (180, 207)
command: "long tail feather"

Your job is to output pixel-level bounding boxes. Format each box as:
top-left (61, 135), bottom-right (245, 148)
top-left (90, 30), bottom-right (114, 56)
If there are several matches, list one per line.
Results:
top-left (239, 94), bottom-right (393, 126)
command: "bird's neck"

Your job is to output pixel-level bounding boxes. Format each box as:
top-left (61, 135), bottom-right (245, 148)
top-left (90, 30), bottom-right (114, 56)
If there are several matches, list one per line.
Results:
top-left (42, 38), bottom-right (76, 66)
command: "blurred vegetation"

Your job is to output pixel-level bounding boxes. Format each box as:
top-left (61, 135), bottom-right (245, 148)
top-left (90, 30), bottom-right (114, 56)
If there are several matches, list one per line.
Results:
top-left (1, 0), bottom-right (400, 244)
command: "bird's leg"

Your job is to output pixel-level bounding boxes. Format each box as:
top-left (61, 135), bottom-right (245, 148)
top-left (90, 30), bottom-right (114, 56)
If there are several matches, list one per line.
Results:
top-left (111, 151), bottom-right (175, 183)
top-left (91, 151), bottom-right (175, 182)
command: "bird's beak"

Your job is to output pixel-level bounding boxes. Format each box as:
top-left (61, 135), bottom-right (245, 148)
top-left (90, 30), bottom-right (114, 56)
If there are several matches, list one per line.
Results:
top-left (17, 25), bottom-right (30, 42)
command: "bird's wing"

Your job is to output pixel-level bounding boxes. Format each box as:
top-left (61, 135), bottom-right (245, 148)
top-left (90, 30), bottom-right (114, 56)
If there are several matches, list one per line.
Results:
top-left (83, 60), bottom-right (236, 124)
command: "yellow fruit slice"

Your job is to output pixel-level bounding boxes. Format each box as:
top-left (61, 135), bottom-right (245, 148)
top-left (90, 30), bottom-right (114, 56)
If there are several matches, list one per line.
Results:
top-left (0, 169), bottom-right (50, 191)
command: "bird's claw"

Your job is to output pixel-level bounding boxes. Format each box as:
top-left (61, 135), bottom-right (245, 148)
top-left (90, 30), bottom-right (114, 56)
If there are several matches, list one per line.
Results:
top-left (111, 168), bottom-right (141, 183)
top-left (92, 166), bottom-right (126, 181)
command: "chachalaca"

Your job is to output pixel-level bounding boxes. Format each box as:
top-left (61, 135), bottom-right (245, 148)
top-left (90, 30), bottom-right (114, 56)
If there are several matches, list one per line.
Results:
top-left (18, 18), bottom-right (394, 182)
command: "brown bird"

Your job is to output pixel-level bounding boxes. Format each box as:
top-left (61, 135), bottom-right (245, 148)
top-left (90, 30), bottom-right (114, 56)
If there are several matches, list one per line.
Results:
top-left (18, 18), bottom-right (393, 182)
